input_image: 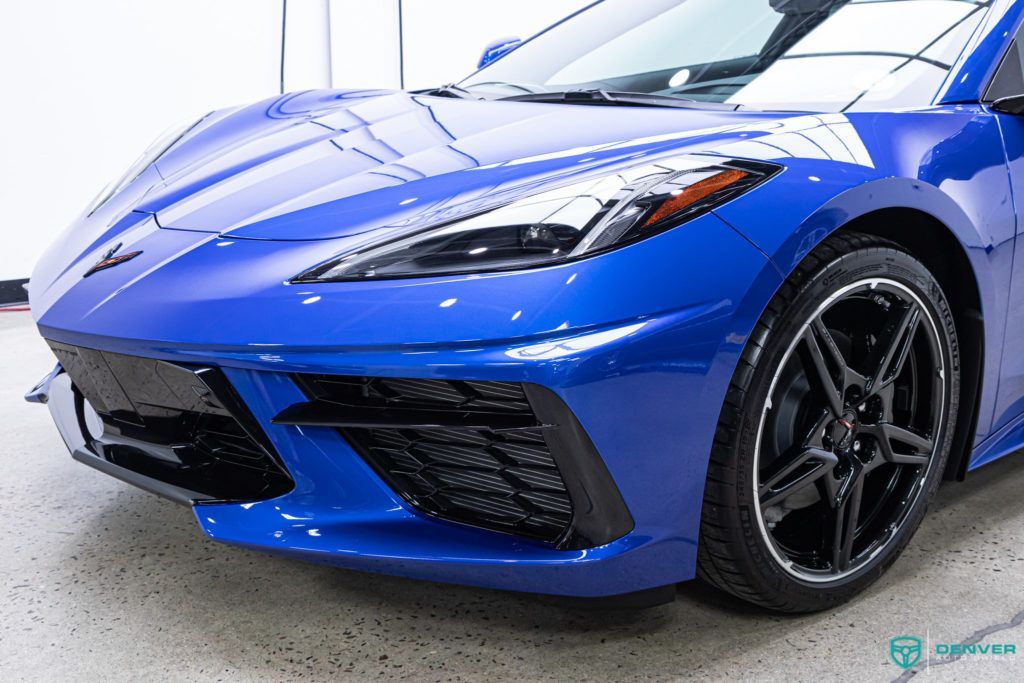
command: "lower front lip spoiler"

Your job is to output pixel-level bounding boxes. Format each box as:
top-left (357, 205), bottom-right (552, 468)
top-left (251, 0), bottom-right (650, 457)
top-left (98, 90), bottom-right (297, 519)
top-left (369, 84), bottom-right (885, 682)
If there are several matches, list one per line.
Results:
top-left (70, 446), bottom-right (201, 505)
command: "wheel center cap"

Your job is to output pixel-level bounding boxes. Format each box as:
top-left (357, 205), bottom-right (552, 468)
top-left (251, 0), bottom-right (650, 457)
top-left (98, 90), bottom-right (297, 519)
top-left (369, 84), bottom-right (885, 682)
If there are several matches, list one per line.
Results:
top-left (830, 410), bottom-right (859, 451)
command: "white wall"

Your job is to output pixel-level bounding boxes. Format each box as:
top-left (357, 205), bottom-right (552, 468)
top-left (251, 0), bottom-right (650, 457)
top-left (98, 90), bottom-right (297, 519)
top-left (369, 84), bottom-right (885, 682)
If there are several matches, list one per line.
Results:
top-left (328, 0), bottom-right (591, 91)
top-left (329, 0), bottom-right (403, 90)
top-left (284, 0), bottom-right (334, 90)
top-left (1, 0), bottom-right (590, 284)
top-left (399, 0), bottom-right (591, 90)
top-left (1, 0), bottom-right (283, 282)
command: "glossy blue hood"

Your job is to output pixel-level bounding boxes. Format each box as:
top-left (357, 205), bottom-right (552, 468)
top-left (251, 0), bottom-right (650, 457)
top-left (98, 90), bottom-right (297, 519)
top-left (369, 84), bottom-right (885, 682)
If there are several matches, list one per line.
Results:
top-left (136, 89), bottom-right (798, 241)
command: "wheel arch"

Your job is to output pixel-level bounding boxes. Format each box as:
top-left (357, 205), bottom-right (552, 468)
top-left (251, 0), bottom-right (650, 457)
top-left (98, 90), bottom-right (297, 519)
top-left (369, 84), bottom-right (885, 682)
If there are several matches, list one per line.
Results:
top-left (721, 173), bottom-right (999, 479)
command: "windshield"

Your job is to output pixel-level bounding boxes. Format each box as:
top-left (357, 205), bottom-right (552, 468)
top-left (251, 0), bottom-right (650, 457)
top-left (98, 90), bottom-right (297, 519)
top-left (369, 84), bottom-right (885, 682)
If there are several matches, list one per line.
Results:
top-left (460, 0), bottom-right (990, 112)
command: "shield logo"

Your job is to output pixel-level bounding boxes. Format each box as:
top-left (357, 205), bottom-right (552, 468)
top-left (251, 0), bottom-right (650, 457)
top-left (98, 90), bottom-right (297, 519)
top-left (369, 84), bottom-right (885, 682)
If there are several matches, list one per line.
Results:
top-left (890, 636), bottom-right (923, 669)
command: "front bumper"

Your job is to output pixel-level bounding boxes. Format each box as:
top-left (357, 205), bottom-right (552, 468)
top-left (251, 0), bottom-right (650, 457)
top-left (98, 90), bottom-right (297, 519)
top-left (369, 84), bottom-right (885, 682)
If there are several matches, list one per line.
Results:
top-left (29, 211), bottom-right (781, 597)
top-left (32, 315), bottom-right (712, 597)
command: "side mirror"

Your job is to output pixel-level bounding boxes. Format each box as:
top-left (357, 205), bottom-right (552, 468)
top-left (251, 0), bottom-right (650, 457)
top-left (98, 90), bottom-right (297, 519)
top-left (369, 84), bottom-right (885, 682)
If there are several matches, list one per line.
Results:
top-left (991, 95), bottom-right (1024, 115)
top-left (478, 37), bottom-right (522, 69)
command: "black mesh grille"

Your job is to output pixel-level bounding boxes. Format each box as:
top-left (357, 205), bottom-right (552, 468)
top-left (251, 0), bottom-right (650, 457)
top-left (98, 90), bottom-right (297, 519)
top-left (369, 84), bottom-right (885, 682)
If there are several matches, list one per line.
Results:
top-left (194, 415), bottom-right (276, 469)
top-left (301, 375), bottom-right (533, 413)
top-left (355, 425), bottom-right (573, 540)
top-left (282, 375), bottom-right (574, 544)
top-left (48, 341), bottom-right (293, 503)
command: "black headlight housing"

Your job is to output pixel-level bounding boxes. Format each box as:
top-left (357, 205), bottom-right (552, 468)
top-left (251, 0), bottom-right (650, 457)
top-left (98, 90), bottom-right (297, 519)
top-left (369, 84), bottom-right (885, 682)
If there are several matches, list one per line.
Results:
top-left (293, 156), bottom-right (780, 283)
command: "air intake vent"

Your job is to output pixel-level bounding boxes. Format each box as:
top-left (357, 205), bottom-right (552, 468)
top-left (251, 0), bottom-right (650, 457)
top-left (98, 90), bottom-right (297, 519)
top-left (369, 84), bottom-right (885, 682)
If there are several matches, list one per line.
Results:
top-left (356, 424), bottom-right (572, 541)
top-left (295, 375), bottom-right (534, 413)
top-left (48, 341), bottom-right (293, 503)
top-left (274, 375), bottom-right (633, 549)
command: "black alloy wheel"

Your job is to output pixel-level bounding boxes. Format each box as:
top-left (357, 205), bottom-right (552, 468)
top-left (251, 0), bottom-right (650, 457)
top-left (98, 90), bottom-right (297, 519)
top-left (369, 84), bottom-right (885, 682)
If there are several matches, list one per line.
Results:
top-left (697, 232), bottom-right (960, 612)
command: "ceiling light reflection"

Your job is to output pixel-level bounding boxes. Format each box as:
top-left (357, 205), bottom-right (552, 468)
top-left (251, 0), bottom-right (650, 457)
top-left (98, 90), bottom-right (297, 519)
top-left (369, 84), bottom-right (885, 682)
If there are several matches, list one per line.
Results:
top-left (505, 322), bottom-right (647, 360)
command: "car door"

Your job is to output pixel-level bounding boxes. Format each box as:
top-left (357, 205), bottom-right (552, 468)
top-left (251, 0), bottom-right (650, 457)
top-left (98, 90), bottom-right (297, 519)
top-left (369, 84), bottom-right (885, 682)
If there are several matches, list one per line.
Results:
top-left (986, 28), bottom-right (1024, 436)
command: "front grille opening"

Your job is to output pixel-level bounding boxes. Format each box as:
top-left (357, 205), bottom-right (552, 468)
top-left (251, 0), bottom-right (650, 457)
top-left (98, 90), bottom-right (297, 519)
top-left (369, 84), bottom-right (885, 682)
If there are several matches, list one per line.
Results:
top-left (92, 411), bottom-right (288, 502)
top-left (353, 425), bottom-right (573, 542)
top-left (302, 375), bottom-right (534, 413)
top-left (49, 341), bottom-right (293, 503)
top-left (276, 374), bottom-right (634, 549)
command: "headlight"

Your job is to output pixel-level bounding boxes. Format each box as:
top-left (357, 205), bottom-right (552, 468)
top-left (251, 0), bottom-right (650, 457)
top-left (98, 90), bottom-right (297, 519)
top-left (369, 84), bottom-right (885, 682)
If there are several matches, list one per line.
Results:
top-left (293, 156), bottom-right (780, 282)
top-left (85, 113), bottom-right (209, 216)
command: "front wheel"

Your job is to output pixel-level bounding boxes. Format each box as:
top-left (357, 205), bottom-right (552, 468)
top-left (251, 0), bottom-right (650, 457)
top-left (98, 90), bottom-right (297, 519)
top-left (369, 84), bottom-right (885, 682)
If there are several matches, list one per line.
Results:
top-left (697, 232), bottom-right (960, 612)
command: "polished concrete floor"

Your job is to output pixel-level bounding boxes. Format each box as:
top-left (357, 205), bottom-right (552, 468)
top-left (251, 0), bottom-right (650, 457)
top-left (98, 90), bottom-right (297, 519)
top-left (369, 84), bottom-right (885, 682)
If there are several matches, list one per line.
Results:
top-left (3, 310), bottom-right (1024, 682)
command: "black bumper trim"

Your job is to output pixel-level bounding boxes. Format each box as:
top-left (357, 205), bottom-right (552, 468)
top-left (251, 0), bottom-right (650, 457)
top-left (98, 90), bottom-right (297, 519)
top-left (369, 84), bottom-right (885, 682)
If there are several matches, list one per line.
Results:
top-left (72, 447), bottom-right (201, 506)
top-left (523, 384), bottom-right (634, 550)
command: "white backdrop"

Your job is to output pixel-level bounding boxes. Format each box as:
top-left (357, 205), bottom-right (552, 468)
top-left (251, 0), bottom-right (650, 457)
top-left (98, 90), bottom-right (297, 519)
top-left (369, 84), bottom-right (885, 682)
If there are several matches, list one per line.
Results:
top-left (401, 0), bottom-right (592, 89)
top-left (331, 0), bottom-right (591, 90)
top-left (0, 0), bottom-right (588, 284)
top-left (1, 0), bottom-right (283, 283)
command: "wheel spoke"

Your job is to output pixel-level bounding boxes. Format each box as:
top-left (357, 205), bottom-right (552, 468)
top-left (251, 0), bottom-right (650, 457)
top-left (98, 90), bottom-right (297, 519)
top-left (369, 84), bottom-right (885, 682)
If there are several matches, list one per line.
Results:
top-left (831, 467), bottom-right (865, 572)
top-left (803, 409), bottom-right (832, 449)
top-left (861, 423), bottom-right (932, 466)
top-left (866, 301), bottom-right (920, 396)
top-left (813, 317), bottom-right (869, 395)
top-left (759, 447), bottom-right (838, 508)
top-left (874, 382), bottom-right (896, 423)
top-left (801, 322), bottom-right (846, 416)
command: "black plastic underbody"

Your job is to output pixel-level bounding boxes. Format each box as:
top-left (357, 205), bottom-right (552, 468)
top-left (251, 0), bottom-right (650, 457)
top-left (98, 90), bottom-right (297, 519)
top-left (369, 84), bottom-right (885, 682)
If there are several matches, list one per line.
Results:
top-left (48, 341), bottom-right (293, 504)
top-left (273, 374), bottom-right (634, 549)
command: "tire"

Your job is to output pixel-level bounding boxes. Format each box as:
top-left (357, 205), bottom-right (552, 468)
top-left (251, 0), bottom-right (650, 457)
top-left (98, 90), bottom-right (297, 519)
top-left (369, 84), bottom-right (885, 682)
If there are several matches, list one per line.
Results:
top-left (697, 231), bottom-right (960, 613)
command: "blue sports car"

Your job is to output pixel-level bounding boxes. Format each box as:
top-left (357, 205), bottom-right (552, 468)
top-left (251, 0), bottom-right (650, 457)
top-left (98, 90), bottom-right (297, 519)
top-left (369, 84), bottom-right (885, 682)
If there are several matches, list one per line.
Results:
top-left (25, 0), bottom-right (1024, 612)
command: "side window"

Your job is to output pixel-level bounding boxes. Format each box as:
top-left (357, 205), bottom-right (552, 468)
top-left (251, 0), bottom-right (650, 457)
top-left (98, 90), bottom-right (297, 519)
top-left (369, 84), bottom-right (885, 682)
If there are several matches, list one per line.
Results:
top-left (987, 38), bottom-right (1024, 101)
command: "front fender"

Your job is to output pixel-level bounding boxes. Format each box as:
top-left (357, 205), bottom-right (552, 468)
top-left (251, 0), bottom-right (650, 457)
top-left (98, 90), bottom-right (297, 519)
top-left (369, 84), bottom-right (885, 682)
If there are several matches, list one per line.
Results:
top-left (713, 117), bottom-right (1015, 444)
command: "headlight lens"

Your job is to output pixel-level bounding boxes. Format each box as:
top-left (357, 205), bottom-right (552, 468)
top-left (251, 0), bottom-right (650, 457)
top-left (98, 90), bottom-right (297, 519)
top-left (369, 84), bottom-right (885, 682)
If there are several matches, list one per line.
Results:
top-left (85, 113), bottom-right (209, 216)
top-left (293, 156), bottom-right (780, 282)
